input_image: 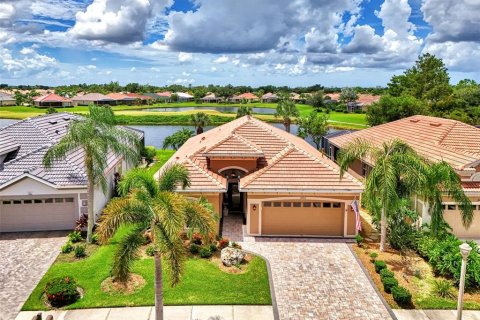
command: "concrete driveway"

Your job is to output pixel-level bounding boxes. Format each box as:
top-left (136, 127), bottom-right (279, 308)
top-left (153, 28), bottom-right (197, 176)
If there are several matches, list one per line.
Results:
top-left (0, 232), bottom-right (66, 320)
top-left (241, 238), bottom-right (394, 320)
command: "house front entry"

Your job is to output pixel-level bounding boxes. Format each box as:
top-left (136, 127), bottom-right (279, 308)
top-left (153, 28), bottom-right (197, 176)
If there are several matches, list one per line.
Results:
top-left (219, 168), bottom-right (247, 241)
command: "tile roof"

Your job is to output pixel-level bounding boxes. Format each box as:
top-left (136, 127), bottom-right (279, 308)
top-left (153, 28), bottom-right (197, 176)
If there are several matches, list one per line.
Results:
top-left (159, 116), bottom-right (363, 193)
top-left (329, 115), bottom-right (480, 170)
top-left (106, 93), bottom-right (136, 100)
top-left (233, 92), bottom-right (257, 100)
top-left (125, 93), bottom-right (153, 100)
top-left (325, 93), bottom-right (380, 105)
top-left (261, 92), bottom-right (278, 99)
top-left (0, 113), bottom-right (143, 189)
top-left (34, 93), bottom-right (70, 103)
top-left (157, 91), bottom-right (172, 97)
top-left (0, 92), bottom-right (14, 101)
top-left (176, 92), bottom-right (194, 99)
top-left (72, 93), bottom-right (115, 101)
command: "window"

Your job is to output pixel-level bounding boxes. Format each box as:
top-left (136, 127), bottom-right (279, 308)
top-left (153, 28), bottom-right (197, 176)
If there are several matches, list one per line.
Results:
top-left (23, 200), bottom-right (33, 204)
top-left (34, 199), bottom-right (42, 204)
top-left (447, 204), bottom-right (456, 210)
top-left (13, 200), bottom-right (21, 204)
top-left (303, 202), bottom-right (312, 207)
top-left (44, 198), bottom-right (53, 203)
top-left (313, 202), bottom-right (321, 208)
top-left (361, 162), bottom-right (371, 177)
top-left (283, 202), bottom-right (292, 207)
top-left (273, 202), bottom-right (282, 207)
top-left (55, 198), bottom-right (64, 203)
top-left (263, 202), bottom-right (272, 207)
top-left (65, 198), bottom-right (74, 203)
top-left (333, 203), bottom-right (341, 208)
top-left (2, 201), bottom-right (11, 205)
top-left (442, 204), bottom-right (446, 210)
top-left (293, 202), bottom-right (301, 207)
top-left (323, 202), bottom-right (332, 208)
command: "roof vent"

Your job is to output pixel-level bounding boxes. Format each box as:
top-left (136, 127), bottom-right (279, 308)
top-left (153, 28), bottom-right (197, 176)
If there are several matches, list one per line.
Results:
top-left (55, 129), bottom-right (60, 134)
top-left (63, 117), bottom-right (71, 121)
top-left (409, 119), bottom-right (420, 123)
top-left (429, 122), bottom-right (442, 127)
top-left (201, 137), bottom-right (205, 140)
top-left (176, 156), bottom-right (180, 160)
top-left (48, 121), bottom-right (57, 125)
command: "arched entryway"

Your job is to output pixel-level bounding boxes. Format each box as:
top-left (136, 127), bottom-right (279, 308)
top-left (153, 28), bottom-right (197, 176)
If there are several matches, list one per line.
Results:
top-left (219, 167), bottom-right (248, 214)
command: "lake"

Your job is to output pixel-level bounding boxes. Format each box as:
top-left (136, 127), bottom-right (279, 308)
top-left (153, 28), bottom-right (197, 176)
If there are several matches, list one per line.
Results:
top-left (145, 106), bottom-right (277, 115)
top-left (0, 119), bottom-right (334, 149)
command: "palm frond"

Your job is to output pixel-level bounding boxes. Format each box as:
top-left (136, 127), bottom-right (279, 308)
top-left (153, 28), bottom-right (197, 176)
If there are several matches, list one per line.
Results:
top-left (111, 225), bottom-right (145, 284)
top-left (154, 222), bottom-right (186, 287)
top-left (118, 168), bottom-right (158, 198)
top-left (158, 163), bottom-right (191, 192)
top-left (337, 138), bottom-right (374, 179)
top-left (185, 198), bottom-right (218, 241)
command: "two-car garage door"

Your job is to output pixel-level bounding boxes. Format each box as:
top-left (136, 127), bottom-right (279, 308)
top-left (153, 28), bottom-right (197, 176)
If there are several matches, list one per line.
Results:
top-left (261, 200), bottom-right (345, 236)
top-left (0, 196), bottom-right (76, 232)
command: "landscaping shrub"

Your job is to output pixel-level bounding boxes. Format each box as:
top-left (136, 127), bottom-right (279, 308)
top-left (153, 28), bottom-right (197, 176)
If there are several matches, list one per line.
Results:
top-left (74, 245), bottom-right (87, 258)
top-left (68, 231), bottom-right (83, 243)
top-left (369, 252), bottom-right (378, 262)
top-left (191, 233), bottom-right (202, 245)
top-left (199, 247), bottom-right (213, 259)
top-left (189, 243), bottom-right (200, 254)
top-left (381, 276), bottom-right (398, 293)
top-left (392, 286), bottom-right (412, 306)
top-left (61, 242), bottom-right (74, 254)
top-left (146, 245), bottom-right (155, 257)
top-left (209, 243), bottom-right (217, 252)
top-left (91, 233), bottom-right (99, 245)
top-left (374, 260), bottom-right (387, 273)
top-left (218, 238), bottom-right (229, 250)
top-left (141, 146), bottom-right (156, 165)
top-left (44, 277), bottom-right (80, 307)
top-left (355, 234), bottom-right (363, 246)
top-left (380, 268), bottom-right (394, 280)
top-left (74, 214), bottom-right (88, 232)
top-left (432, 279), bottom-right (454, 299)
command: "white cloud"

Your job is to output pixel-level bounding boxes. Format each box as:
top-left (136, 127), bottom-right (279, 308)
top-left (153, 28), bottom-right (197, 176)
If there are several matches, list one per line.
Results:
top-left (0, 46), bottom-right (57, 78)
top-left (211, 67), bottom-right (217, 72)
top-left (19, 47), bottom-right (35, 55)
top-left (130, 67), bottom-right (136, 72)
top-left (86, 64), bottom-right (97, 69)
top-left (213, 55), bottom-right (229, 63)
top-left (178, 52), bottom-right (193, 62)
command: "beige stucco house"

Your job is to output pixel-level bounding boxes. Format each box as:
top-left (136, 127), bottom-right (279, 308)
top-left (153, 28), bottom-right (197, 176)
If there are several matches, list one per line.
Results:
top-left (156, 116), bottom-right (363, 238)
top-left (327, 115), bottom-right (480, 238)
top-left (0, 113), bottom-right (143, 232)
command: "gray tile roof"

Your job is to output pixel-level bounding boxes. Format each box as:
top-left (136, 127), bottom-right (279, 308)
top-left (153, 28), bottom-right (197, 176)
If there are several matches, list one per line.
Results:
top-left (0, 113), bottom-right (143, 188)
top-left (0, 93), bottom-right (14, 101)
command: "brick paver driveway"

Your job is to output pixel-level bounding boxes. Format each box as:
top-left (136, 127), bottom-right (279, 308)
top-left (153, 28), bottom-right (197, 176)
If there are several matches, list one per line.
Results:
top-left (0, 232), bottom-right (66, 320)
top-left (241, 238), bottom-right (393, 320)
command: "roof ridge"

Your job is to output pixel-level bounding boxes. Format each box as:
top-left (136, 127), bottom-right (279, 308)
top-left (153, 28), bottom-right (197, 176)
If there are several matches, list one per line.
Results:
top-left (232, 133), bottom-right (263, 153)
top-left (186, 158), bottom-right (224, 188)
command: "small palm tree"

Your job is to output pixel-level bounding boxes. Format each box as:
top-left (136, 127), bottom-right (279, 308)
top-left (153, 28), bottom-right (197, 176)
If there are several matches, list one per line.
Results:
top-left (275, 97), bottom-right (299, 132)
top-left (43, 105), bottom-right (141, 243)
top-left (97, 165), bottom-right (217, 320)
top-left (338, 139), bottom-right (426, 251)
top-left (236, 105), bottom-right (252, 118)
top-left (190, 112), bottom-right (211, 135)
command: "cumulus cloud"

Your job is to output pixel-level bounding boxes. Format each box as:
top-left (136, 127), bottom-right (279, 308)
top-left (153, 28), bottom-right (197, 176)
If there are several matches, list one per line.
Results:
top-left (342, 25), bottom-right (383, 54)
top-left (0, 46), bottom-right (57, 78)
top-left (70, 0), bottom-right (171, 44)
top-left (213, 55), bottom-right (229, 64)
top-left (178, 52), bottom-right (193, 62)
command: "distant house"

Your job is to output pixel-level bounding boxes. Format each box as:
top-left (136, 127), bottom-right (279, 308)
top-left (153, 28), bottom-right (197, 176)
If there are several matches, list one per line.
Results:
top-left (143, 93), bottom-right (164, 102)
top-left (261, 92), bottom-right (278, 103)
top-left (176, 92), bottom-right (194, 102)
top-left (157, 91), bottom-right (172, 103)
top-left (325, 93), bottom-right (380, 112)
top-left (290, 92), bottom-right (305, 103)
top-left (34, 93), bottom-right (72, 108)
top-left (72, 93), bottom-right (116, 106)
top-left (201, 93), bottom-right (222, 103)
top-left (124, 93), bottom-right (154, 105)
top-left (0, 113), bottom-right (144, 232)
top-left (0, 93), bottom-right (16, 106)
top-left (230, 92), bottom-right (259, 103)
top-left (106, 93), bottom-right (137, 106)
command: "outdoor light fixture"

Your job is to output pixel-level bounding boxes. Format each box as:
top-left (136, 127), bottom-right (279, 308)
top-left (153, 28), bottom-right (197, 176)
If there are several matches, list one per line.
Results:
top-left (253, 204), bottom-right (257, 211)
top-left (457, 242), bottom-right (472, 320)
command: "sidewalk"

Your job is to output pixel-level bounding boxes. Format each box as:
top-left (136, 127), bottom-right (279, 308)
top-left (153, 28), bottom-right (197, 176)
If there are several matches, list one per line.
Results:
top-left (15, 305), bottom-right (274, 320)
top-left (394, 309), bottom-right (480, 320)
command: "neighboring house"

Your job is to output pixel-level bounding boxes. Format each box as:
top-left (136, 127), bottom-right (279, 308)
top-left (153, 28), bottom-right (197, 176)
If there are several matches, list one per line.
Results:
top-left (157, 91), bottom-right (172, 102)
top-left (106, 93), bottom-right (137, 105)
top-left (33, 93), bottom-right (72, 108)
top-left (0, 93), bottom-right (16, 106)
top-left (143, 93), bottom-right (163, 102)
top-left (0, 113), bottom-right (144, 232)
top-left (261, 92), bottom-right (278, 103)
top-left (156, 116), bottom-right (363, 237)
top-left (230, 92), bottom-right (259, 103)
top-left (325, 93), bottom-right (380, 112)
top-left (201, 93), bottom-right (222, 103)
top-left (321, 130), bottom-right (352, 156)
top-left (176, 92), bottom-right (194, 102)
top-left (326, 115), bottom-right (480, 238)
top-left (72, 93), bottom-right (116, 106)
top-left (125, 93), bottom-right (153, 105)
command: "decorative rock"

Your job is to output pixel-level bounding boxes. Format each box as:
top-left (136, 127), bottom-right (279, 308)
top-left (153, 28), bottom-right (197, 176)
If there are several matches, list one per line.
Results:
top-left (220, 247), bottom-right (245, 267)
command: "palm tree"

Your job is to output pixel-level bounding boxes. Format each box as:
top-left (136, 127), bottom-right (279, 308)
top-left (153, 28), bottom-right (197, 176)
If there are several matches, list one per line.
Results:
top-left (236, 105), bottom-right (252, 118)
top-left (338, 138), bottom-right (427, 251)
top-left (43, 105), bottom-right (141, 243)
top-left (275, 97), bottom-right (299, 132)
top-left (419, 161), bottom-right (473, 235)
top-left (190, 112), bottom-right (211, 135)
top-left (97, 165), bottom-right (217, 320)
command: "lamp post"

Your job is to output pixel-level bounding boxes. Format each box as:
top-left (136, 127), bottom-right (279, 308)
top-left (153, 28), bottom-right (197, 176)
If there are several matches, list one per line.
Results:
top-left (457, 242), bottom-right (472, 320)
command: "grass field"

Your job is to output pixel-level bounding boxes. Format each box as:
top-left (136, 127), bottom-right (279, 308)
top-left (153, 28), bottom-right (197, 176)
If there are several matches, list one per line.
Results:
top-left (22, 227), bottom-right (271, 310)
top-left (0, 102), bottom-right (367, 129)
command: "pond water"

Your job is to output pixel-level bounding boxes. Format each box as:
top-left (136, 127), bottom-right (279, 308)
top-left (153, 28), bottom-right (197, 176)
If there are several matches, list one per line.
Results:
top-left (0, 119), bottom-right (335, 149)
top-left (145, 106), bottom-right (277, 115)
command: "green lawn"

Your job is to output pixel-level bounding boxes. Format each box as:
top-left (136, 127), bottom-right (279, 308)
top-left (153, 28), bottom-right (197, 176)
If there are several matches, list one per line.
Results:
top-left (22, 228), bottom-right (271, 310)
top-left (147, 149), bottom-right (175, 174)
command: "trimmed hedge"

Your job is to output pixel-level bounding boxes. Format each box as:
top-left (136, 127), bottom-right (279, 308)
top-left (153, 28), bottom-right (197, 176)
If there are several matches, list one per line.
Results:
top-left (382, 276), bottom-right (398, 293)
top-left (392, 286), bottom-right (412, 306)
top-left (380, 268), bottom-right (395, 280)
top-left (374, 260), bottom-right (387, 273)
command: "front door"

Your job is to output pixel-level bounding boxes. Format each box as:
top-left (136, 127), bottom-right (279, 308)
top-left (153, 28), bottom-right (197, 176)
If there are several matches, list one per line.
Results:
top-left (227, 182), bottom-right (243, 212)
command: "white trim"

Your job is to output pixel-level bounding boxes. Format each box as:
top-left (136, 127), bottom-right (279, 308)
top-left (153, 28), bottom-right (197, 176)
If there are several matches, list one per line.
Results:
top-left (240, 188), bottom-right (363, 193)
top-left (0, 174), bottom-right (86, 191)
top-left (218, 166), bottom-right (249, 173)
top-left (176, 188), bottom-right (227, 193)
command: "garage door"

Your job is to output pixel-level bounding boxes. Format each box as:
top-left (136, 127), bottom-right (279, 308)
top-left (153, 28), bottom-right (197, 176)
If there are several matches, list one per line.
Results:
top-left (0, 196), bottom-right (76, 232)
top-left (261, 200), bottom-right (344, 236)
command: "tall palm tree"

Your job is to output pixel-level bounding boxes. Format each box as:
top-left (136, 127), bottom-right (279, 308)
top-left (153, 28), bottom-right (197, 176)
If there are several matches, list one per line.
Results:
top-left (190, 112), bottom-right (211, 135)
top-left (97, 165), bottom-right (217, 320)
top-left (275, 97), bottom-right (299, 132)
top-left (43, 105), bottom-right (141, 243)
top-left (338, 138), bottom-right (427, 251)
top-left (419, 161), bottom-right (473, 235)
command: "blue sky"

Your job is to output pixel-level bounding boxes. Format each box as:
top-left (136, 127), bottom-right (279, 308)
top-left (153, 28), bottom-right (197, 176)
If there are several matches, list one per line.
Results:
top-left (0, 0), bottom-right (479, 87)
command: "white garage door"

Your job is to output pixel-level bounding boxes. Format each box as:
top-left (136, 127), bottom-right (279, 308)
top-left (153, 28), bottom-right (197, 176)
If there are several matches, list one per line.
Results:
top-left (0, 196), bottom-right (76, 232)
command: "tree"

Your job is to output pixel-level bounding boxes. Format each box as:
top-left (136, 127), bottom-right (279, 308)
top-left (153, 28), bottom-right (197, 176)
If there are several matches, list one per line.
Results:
top-left (162, 128), bottom-right (194, 150)
top-left (97, 165), bottom-right (217, 320)
top-left (43, 105), bottom-right (141, 243)
top-left (339, 87), bottom-right (358, 104)
top-left (236, 105), bottom-right (252, 118)
top-left (309, 91), bottom-right (325, 111)
top-left (338, 139), bottom-right (426, 251)
top-left (297, 111), bottom-right (329, 150)
top-left (46, 106), bottom-right (58, 114)
top-left (14, 91), bottom-right (25, 106)
top-left (366, 95), bottom-right (427, 126)
top-left (190, 112), bottom-right (211, 135)
top-left (275, 97), bottom-right (299, 133)
top-left (170, 93), bottom-right (179, 102)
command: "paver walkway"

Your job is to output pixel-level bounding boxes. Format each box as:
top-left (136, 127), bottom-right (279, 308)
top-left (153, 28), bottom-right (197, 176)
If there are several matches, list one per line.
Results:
top-left (0, 232), bottom-right (66, 320)
top-left (221, 213), bottom-right (245, 242)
